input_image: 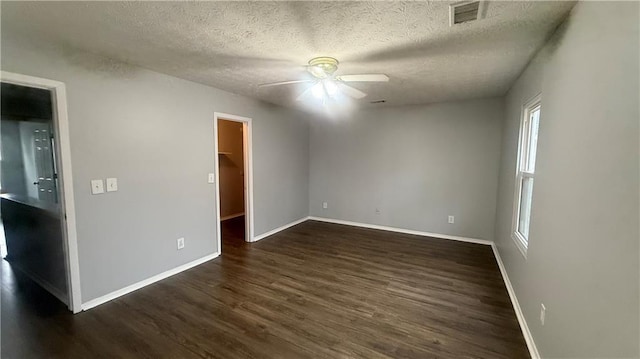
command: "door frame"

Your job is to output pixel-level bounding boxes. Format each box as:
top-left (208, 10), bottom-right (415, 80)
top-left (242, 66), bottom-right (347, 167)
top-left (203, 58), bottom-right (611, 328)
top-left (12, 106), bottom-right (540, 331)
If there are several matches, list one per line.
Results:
top-left (1, 71), bottom-right (82, 313)
top-left (213, 112), bottom-right (254, 248)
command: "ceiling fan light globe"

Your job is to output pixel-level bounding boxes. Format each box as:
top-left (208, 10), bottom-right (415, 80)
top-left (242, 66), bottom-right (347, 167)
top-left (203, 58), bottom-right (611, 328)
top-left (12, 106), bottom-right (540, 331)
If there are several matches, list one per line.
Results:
top-left (308, 66), bottom-right (327, 78)
top-left (307, 57), bottom-right (339, 78)
top-left (311, 82), bottom-right (324, 99)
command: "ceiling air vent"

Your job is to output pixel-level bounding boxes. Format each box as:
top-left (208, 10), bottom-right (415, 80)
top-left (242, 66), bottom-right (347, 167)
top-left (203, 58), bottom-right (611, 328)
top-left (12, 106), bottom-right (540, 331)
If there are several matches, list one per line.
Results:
top-left (449, 1), bottom-right (485, 26)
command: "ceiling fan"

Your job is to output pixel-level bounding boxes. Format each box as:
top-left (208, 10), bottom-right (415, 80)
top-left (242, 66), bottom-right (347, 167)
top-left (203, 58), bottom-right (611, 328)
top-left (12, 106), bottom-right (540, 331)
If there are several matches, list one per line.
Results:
top-left (258, 57), bottom-right (389, 101)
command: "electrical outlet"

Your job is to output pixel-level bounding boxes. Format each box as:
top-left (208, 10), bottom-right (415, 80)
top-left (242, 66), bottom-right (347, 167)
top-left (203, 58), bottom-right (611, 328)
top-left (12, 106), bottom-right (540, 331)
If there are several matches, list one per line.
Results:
top-left (375, 208), bottom-right (381, 215)
top-left (177, 237), bottom-right (185, 250)
top-left (208, 173), bottom-right (215, 184)
top-left (448, 215), bottom-right (455, 224)
top-left (540, 303), bottom-right (546, 325)
top-left (322, 202), bottom-right (328, 209)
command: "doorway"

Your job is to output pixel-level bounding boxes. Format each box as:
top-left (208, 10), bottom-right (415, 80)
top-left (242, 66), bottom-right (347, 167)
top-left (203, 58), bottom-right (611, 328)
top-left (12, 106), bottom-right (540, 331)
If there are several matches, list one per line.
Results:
top-left (0, 71), bottom-right (81, 313)
top-left (214, 113), bottom-right (254, 251)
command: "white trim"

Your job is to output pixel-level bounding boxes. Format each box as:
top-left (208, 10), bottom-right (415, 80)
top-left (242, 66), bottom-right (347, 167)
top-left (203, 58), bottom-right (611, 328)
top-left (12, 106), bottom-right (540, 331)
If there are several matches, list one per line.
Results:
top-left (491, 243), bottom-right (540, 359)
top-left (308, 216), bottom-right (492, 246)
top-left (213, 112), bottom-right (254, 249)
top-left (511, 231), bottom-right (528, 259)
top-left (81, 252), bottom-right (220, 311)
top-left (220, 212), bottom-right (245, 221)
top-left (213, 118), bottom-right (222, 250)
top-left (253, 216), bottom-right (309, 242)
top-left (510, 93), bottom-right (542, 260)
top-left (1, 71), bottom-right (83, 313)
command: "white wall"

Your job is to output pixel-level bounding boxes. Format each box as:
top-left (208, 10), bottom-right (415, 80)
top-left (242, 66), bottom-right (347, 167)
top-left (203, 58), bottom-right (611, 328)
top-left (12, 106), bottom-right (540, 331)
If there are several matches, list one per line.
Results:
top-left (309, 98), bottom-right (503, 241)
top-left (494, 2), bottom-right (639, 357)
top-left (1, 31), bottom-right (310, 303)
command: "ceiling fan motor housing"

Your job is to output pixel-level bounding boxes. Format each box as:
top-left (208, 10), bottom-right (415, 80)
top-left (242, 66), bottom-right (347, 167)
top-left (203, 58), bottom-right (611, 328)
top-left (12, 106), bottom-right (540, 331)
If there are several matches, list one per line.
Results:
top-left (308, 57), bottom-right (339, 78)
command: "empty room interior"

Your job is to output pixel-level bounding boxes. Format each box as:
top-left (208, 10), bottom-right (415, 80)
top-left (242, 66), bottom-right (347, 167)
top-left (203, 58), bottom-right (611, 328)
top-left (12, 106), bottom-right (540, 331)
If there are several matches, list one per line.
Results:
top-left (0, 1), bottom-right (638, 358)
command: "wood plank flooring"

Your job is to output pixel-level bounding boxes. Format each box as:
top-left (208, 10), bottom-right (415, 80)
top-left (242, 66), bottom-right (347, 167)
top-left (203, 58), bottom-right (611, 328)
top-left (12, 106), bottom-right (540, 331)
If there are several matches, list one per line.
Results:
top-left (1, 218), bottom-right (529, 358)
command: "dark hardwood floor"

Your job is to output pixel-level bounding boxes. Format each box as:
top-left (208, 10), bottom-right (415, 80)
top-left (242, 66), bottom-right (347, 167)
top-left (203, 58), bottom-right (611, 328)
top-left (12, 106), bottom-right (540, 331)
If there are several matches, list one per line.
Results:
top-left (1, 219), bottom-right (529, 358)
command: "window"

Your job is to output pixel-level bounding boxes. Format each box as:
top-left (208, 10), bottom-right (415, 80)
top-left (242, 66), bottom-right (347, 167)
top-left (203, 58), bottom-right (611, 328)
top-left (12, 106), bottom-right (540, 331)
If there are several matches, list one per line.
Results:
top-left (512, 95), bottom-right (541, 257)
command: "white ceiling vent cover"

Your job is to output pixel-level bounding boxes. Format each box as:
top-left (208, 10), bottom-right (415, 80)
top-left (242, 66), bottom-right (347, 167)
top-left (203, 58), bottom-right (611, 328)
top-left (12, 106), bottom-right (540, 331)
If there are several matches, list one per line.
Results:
top-left (449, 1), bottom-right (485, 26)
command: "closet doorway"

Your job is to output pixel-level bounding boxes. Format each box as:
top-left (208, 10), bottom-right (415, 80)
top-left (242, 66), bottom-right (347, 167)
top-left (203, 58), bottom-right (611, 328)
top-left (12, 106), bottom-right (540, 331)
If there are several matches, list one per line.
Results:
top-left (214, 113), bottom-right (254, 250)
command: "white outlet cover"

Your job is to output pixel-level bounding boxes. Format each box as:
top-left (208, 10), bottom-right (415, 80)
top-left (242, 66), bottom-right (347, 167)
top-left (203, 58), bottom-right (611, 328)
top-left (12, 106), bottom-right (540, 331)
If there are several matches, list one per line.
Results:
top-left (91, 179), bottom-right (104, 194)
top-left (106, 178), bottom-right (118, 192)
top-left (208, 173), bottom-right (215, 183)
top-left (540, 303), bottom-right (546, 325)
top-left (177, 237), bottom-right (185, 250)
top-left (322, 202), bottom-right (328, 209)
top-left (448, 215), bottom-right (455, 224)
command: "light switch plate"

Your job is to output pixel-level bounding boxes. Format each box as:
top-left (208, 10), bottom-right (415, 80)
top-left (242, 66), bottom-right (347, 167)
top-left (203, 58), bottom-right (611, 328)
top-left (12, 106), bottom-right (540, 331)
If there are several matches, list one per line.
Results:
top-left (106, 178), bottom-right (118, 192)
top-left (91, 179), bottom-right (104, 194)
top-left (208, 173), bottom-right (215, 184)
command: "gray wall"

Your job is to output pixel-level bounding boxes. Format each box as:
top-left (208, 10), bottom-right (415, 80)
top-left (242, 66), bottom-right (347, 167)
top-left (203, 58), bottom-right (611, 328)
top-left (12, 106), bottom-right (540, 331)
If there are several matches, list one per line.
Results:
top-left (309, 98), bottom-right (503, 241)
top-left (1, 32), bottom-right (310, 302)
top-left (494, 2), bottom-right (639, 357)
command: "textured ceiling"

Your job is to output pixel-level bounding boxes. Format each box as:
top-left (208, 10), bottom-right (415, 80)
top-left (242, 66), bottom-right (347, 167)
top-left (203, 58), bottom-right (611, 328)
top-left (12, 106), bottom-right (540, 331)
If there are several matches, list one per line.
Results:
top-left (1, 1), bottom-right (575, 110)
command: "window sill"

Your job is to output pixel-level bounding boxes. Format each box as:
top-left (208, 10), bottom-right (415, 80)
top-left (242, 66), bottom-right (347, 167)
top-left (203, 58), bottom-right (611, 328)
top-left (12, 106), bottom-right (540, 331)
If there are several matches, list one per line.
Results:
top-left (511, 232), bottom-right (528, 260)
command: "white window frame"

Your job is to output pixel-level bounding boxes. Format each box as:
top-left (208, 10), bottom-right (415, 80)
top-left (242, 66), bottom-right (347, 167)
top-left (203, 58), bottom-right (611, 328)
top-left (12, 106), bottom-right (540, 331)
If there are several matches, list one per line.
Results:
top-left (511, 94), bottom-right (541, 258)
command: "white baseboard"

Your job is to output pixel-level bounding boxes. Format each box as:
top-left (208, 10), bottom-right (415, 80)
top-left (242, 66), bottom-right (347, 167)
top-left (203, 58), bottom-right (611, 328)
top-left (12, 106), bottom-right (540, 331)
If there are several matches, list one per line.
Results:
top-left (221, 212), bottom-right (245, 221)
top-left (307, 216), bottom-right (492, 246)
top-left (252, 216), bottom-right (309, 242)
top-left (491, 243), bottom-right (540, 359)
top-left (81, 252), bottom-right (220, 311)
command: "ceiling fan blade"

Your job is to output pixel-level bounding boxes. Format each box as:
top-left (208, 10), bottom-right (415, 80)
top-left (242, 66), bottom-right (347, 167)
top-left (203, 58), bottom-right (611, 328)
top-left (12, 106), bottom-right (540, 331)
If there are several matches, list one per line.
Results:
top-left (336, 74), bottom-right (389, 82)
top-left (296, 86), bottom-right (314, 101)
top-left (258, 80), bottom-right (313, 88)
top-left (338, 84), bottom-right (367, 99)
